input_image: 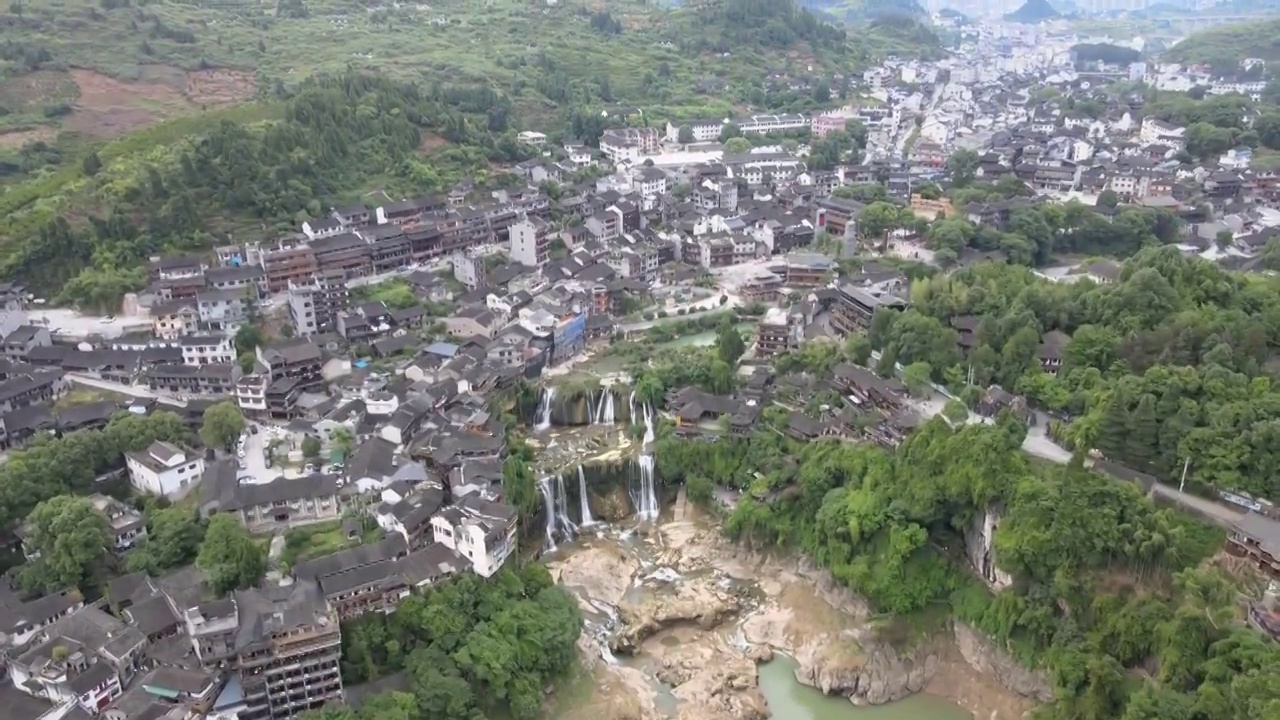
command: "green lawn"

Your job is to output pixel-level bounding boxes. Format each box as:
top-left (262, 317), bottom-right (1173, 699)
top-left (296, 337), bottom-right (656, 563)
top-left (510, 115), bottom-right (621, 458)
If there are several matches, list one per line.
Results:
top-left (278, 518), bottom-right (384, 569)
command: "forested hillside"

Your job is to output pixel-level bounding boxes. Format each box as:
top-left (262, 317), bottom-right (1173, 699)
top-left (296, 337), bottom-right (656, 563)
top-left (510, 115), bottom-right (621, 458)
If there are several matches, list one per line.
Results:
top-left (876, 247), bottom-right (1280, 502)
top-left (1164, 18), bottom-right (1280, 64)
top-left (657, 422), bottom-right (1278, 720)
top-left (0, 73), bottom-right (524, 305)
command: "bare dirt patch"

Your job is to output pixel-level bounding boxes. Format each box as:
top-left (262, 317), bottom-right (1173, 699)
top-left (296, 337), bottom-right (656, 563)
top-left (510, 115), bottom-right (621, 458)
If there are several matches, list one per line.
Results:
top-left (65, 69), bottom-right (192, 138)
top-left (0, 127), bottom-right (56, 149)
top-left (418, 131), bottom-right (448, 154)
top-left (185, 69), bottom-right (258, 108)
top-left (0, 70), bottom-right (80, 112)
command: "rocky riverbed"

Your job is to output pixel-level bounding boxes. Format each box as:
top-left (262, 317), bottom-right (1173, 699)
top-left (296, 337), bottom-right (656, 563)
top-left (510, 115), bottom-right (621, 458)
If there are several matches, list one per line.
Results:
top-left (547, 511), bottom-right (1049, 720)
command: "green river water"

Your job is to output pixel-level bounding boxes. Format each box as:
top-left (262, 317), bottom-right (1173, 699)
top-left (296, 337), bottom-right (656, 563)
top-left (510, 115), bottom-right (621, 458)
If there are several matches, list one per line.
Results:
top-left (756, 655), bottom-right (973, 720)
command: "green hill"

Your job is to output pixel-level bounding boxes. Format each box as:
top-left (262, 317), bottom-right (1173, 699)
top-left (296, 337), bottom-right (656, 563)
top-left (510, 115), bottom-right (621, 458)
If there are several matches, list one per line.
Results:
top-left (1164, 18), bottom-right (1280, 63)
top-left (0, 0), bottom-right (942, 302)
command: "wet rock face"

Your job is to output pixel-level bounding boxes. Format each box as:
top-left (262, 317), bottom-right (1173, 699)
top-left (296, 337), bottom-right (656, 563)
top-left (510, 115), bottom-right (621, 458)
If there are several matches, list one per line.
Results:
top-left (793, 638), bottom-right (941, 705)
top-left (954, 621), bottom-right (1054, 704)
top-left (592, 483), bottom-right (633, 522)
top-left (609, 578), bottom-right (741, 654)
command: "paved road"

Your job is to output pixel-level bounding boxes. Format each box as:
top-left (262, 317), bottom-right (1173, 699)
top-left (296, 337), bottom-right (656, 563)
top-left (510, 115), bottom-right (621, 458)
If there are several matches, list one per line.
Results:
top-left (1151, 483), bottom-right (1244, 528)
top-left (66, 373), bottom-right (159, 400)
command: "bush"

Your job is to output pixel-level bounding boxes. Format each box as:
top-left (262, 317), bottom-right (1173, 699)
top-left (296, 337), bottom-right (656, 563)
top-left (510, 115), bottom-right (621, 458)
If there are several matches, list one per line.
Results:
top-left (719, 295), bottom-right (729, 306)
top-left (677, 308), bottom-right (688, 315)
top-left (658, 310), bottom-right (669, 318)
top-left (643, 312), bottom-right (655, 321)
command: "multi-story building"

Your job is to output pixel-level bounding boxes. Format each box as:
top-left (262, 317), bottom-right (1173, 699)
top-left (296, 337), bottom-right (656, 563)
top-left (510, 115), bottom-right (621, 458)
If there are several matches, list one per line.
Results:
top-left (183, 582), bottom-right (344, 720)
top-left (151, 300), bottom-right (200, 340)
top-left (599, 127), bottom-right (660, 163)
top-left (261, 245), bottom-right (318, 294)
top-left (288, 271), bottom-right (349, 337)
top-left (196, 288), bottom-right (249, 331)
top-left (737, 113), bottom-right (810, 135)
top-left (814, 197), bottom-right (861, 245)
top-left (756, 307), bottom-right (803, 359)
top-left (509, 217), bottom-right (551, 268)
top-left (831, 284), bottom-right (906, 336)
top-left (125, 441), bottom-right (205, 498)
top-left (258, 340), bottom-right (323, 393)
top-left (180, 335), bottom-right (236, 366)
top-left (7, 605), bottom-right (142, 715)
top-left (310, 232), bottom-right (372, 278)
top-left (430, 494), bottom-right (517, 578)
top-left (221, 474), bottom-right (342, 531)
top-left (1227, 512), bottom-right (1280, 581)
top-left (664, 119), bottom-right (723, 143)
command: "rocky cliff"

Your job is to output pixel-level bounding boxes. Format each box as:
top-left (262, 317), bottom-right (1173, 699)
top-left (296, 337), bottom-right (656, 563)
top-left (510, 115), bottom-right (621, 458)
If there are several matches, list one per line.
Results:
top-left (954, 621), bottom-right (1054, 704)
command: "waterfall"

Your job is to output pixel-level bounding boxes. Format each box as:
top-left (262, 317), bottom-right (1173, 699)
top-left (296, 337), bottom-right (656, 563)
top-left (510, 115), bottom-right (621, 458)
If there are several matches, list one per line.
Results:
top-left (578, 465), bottom-right (596, 527)
top-left (536, 386), bottom-right (556, 431)
top-left (629, 390), bottom-right (637, 426)
top-left (635, 404), bottom-right (659, 520)
top-left (537, 477), bottom-right (557, 551)
top-left (555, 473), bottom-right (577, 541)
top-left (599, 391), bottom-right (615, 425)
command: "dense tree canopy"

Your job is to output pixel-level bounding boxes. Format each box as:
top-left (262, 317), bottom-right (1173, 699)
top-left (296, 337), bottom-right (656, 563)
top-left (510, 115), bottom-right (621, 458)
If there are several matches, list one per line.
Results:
top-left (0, 411), bottom-right (189, 532)
top-left (332, 564), bottom-right (580, 720)
top-left (657, 421), bottom-right (1269, 720)
top-left (895, 247), bottom-right (1280, 500)
top-left (19, 495), bottom-right (111, 594)
top-left (197, 514), bottom-right (267, 595)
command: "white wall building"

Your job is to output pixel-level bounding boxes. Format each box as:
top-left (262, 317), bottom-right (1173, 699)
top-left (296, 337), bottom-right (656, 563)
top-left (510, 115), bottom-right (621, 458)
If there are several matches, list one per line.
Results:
top-left (125, 441), bottom-right (204, 498)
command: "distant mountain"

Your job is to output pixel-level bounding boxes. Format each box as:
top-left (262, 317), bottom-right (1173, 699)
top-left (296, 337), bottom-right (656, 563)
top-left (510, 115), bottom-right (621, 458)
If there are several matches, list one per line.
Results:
top-left (1004, 0), bottom-right (1060, 23)
top-left (938, 7), bottom-right (971, 23)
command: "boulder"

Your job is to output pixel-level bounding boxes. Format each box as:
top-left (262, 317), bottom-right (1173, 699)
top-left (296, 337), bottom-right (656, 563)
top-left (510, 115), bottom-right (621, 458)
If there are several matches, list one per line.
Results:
top-left (610, 579), bottom-right (740, 654)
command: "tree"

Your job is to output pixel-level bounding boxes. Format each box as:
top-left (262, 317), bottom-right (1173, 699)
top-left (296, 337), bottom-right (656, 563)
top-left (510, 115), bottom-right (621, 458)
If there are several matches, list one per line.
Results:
top-left (235, 325), bottom-right (264, 357)
top-left (124, 507), bottom-right (205, 575)
top-left (677, 125), bottom-right (694, 144)
top-left (301, 435), bottom-right (322, 460)
top-left (200, 401), bottom-right (246, 451)
top-left (942, 398), bottom-right (969, 424)
top-left (845, 334), bottom-right (872, 365)
top-left (502, 455), bottom-right (538, 522)
top-left (237, 351), bottom-right (257, 374)
top-left (902, 361), bottom-right (933, 397)
top-left (859, 201), bottom-right (904, 249)
top-left (946, 148), bottom-right (979, 186)
top-left (723, 137), bottom-right (751, 154)
top-left (1264, 238), bottom-right (1280, 271)
top-left (331, 427), bottom-right (355, 457)
top-left (1214, 229), bottom-right (1233, 251)
top-left (82, 152), bottom-right (102, 176)
top-left (718, 123), bottom-right (741, 142)
top-left (197, 514), bottom-right (266, 595)
top-left (716, 324), bottom-right (746, 366)
top-left (19, 496), bottom-right (110, 594)
top-left (1097, 189), bottom-right (1120, 209)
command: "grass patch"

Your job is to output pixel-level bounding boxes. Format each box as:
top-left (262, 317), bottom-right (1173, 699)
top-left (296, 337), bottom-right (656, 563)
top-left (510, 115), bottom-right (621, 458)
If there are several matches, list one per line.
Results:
top-left (278, 518), bottom-right (383, 569)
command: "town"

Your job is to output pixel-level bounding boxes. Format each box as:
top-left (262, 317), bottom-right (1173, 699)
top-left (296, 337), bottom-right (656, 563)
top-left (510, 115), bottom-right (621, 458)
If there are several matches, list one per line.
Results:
top-left (3, 8), bottom-right (1280, 720)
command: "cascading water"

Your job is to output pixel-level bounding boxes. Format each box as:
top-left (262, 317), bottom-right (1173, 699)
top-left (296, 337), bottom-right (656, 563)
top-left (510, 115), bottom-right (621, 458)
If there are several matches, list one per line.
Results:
top-left (629, 390), bottom-right (637, 427)
top-left (537, 476), bottom-right (557, 551)
top-left (598, 390), bottom-right (615, 424)
top-left (635, 404), bottom-right (659, 520)
top-left (536, 386), bottom-right (556, 431)
top-left (578, 465), bottom-right (596, 527)
top-left (554, 473), bottom-right (577, 541)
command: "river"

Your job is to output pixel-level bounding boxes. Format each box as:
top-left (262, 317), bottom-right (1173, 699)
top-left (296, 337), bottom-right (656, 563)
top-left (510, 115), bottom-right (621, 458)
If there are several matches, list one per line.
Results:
top-left (757, 655), bottom-right (971, 720)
